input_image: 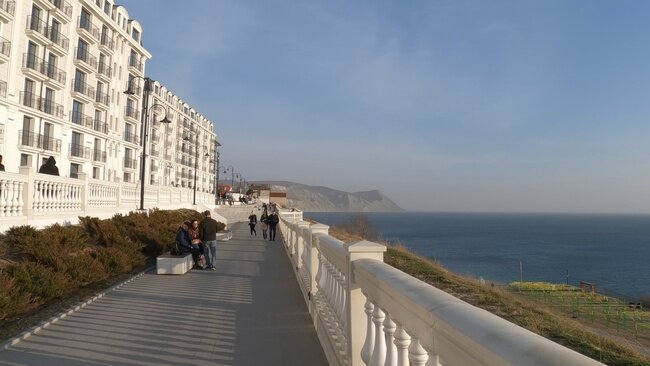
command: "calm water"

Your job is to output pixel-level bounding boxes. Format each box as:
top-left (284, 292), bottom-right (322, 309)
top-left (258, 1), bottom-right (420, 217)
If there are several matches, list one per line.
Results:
top-left (305, 212), bottom-right (650, 300)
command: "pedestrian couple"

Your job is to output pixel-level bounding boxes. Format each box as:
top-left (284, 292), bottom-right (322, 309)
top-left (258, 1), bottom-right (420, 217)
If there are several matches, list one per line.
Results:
top-left (249, 209), bottom-right (279, 240)
top-left (175, 210), bottom-right (219, 270)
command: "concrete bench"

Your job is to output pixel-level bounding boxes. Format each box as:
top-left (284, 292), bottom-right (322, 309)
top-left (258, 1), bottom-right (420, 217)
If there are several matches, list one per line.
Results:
top-left (156, 252), bottom-right (194, 274)
top-left (216, 231), bottom-right (233, 241)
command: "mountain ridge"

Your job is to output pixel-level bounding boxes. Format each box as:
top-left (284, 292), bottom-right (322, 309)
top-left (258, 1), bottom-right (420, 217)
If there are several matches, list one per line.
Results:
top-left (253, 181), bottom-right (404, 212)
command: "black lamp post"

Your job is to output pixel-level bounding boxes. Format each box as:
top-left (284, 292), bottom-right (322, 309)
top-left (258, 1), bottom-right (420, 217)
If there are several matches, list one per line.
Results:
top-left (124, 77), bottom-right (172, 211)
top-left (215, 141), bottom-right (221, 204)
top-left (184, 133), bottom-right (210, 205)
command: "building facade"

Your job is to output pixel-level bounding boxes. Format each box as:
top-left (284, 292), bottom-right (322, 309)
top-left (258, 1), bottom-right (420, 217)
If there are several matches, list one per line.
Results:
top-left (0, 0), bottom-right (216, 195)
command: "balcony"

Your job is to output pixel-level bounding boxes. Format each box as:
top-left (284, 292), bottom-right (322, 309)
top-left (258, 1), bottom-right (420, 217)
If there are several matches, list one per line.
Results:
top-left (92, 119), bottom-right (108, 134)
top-left (125, 82), bottom-right (142, 98)
top-left (22, 54), bottom-right (67, 88)
top-left (71, 79), bottom-right (95, 102)
top-left (20, 91), bottom-right (64, 118)
top-left (49, 0), bottom-right (72, 22)
top-left (77, 16), bottom-right (100, 43)
top-left (0, 80), bottom-right (6, 98)
top-left (94, 90), bottom-right (110, 109)
top-left (0, 36), bottom-right (9, 63)
top-left (0, 1), bottom-right (15, 22)
top-left (96, 62), bottom-right (112, 81)
top-left (69, 143), bottom-right (90, 159)
top-left (18, 130), bottom-right (61, 152)
top-left (128, 55), bottom-right (144, 75)
top-left (26, 16), bottom-right (49, 43)
top-left (124, 106), bottom-right (140, 122)
top-left (99, 32), bottom-right (114, 54)
top-left (123, 131), bottom-right (139, 145)
top-left (123, 157), bottom-right (137, 169)
top-left (47, 26), bottom-right (70, 55)
top-left (74, 47), bottom-right (97, 73)
top-left (92, 149), bottom-right (107, 163)
top-left (70, 109), bottom-right (93, 128)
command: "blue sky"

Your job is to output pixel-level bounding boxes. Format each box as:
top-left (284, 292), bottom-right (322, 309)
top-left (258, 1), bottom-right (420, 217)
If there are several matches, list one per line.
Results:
top-left (121, 0), bottom-right (650, 213)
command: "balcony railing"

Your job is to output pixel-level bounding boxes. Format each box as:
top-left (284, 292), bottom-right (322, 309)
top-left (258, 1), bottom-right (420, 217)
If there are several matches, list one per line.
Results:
top-left (97, 62), bottom-right (112, 78)
top-left (0, 36), bottom-right (10, 58)
top-left (20, 91), bottom-right (64, 117)
top-left (72, 78), bottom-right (95, 99)
top-left (74, 47), bottom-right (97, 68)
top-left (123, 157), bottom-right (137, 169)
top-left (0, 1), bottom-right (15, 17)
top-left (26, 15), bottom-right (48, 38)
top-left (70, 110), bottom-right (93, 128)
top-left (77, 16), bottom-right (100, 41)
top-left (95, 90), bottom-right (109, 106)
top-left (100, 32), bottom-right (114, 50)
top-left (92, 119), bottom-right (108, 133)
top-left (69, 143), bottom-right (90, 159)
top-left (123, 131), bottom-right (139, 144)
top-left (125, 106), bottom-right (140, 120)
top-left (49, 0), bottom-right (72, 19)
top-left (48, 26), bottom-right (70, 50)
top-left (18, 130), bottom-right (61, 152)
top-left (92, 149), bottom-right (107, 163)
top-left (128, 55), bottom-right (143, 72)
top-left (22, 53), bottom-right (66, 84)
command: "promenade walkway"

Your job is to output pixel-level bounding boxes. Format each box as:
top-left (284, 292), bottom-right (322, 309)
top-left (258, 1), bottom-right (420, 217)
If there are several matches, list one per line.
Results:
top-left (0, 222), bottom-right (328, 366)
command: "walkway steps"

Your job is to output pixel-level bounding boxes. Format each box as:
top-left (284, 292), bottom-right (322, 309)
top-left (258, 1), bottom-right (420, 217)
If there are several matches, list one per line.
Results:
top-left (0, 223), bottom-right (327, 366)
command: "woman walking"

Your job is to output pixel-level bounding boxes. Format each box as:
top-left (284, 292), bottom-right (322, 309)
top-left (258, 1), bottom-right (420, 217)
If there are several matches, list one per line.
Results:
top-left (248, 211), bottom-right (257, 236)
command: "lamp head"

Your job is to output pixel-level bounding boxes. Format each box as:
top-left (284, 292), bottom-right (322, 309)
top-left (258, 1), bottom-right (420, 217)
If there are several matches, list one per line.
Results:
top-left (123, 89), bottom-right (135, 95)
top-left (160, 115), bottom-right (172, 124)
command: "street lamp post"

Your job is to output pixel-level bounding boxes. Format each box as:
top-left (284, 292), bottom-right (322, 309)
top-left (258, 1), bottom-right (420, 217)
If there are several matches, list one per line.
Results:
top-left (215, 141), bottom-right (221, 204)
top-left (124, 77), bottom-right (172, 211)
top-left (184, 133), bottom-right (210, 205)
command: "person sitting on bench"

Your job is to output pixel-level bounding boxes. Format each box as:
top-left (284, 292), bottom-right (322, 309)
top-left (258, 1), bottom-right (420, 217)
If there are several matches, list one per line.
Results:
top-left (175, 221), bottom-right (201, 268)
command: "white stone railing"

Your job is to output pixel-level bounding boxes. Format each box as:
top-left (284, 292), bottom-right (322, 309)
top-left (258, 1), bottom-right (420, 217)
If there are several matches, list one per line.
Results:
top-left (0, 169), bottom-right (217, 231)
top-left (278, 211), bottom-right (604, 366)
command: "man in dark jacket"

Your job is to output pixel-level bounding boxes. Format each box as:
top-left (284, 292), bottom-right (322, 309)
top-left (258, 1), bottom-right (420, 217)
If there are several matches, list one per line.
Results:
top-left (200, 210), bottom-right (219, 270)
top-left (268, 212), bottom-right (279, 241)
top-left (38, 156), bottom-right (60, 176)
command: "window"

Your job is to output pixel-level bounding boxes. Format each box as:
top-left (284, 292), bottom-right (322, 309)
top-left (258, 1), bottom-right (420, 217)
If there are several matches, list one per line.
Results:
top-left (44, 88), bottom-right (54, 114)
top-left (80, 8), bottom-right (92, 30)
top-left (72, 100), bottom-right (83, 124)
top-left (71, 131), bottom-right (83, 159)
top-left (103, 1), bottom-right (111, 15)
top-left (42, 122), bottom-right (54, 151)
top-left (77, 39), bottom-right (89, 61)
top-left (20, 154), bottom-right (30, 167)
top-left (93, 167), bottom-right (100, 179)
top-left (131, 28), bottom-right (140, 42)
top-left (50, 18), bottom-right (61, 44)
top-left (47, 53), bottom-right (58, 79)
top-left (70, 163), bottom-right (80, 178)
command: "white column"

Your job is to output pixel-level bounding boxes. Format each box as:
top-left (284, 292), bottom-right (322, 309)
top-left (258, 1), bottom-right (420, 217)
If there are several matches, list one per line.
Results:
top-left (346, 240), bottom-right (387, 366)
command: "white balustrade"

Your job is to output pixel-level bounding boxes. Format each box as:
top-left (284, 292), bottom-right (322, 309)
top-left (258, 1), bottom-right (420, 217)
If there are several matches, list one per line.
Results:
top-left (278, 212), bottom-right (605, 366)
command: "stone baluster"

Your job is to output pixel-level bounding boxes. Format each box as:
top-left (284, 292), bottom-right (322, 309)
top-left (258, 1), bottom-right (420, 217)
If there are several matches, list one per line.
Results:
top-left (16, 182), bottom-right (24, 217)
top-left (0, 179), bottom-right (6, 217)
top-left (394, 325), bottom-right (411, 366)
top-left (408, 337), bottom-right (429, 366)
top-left (361, 298), bottom-right (375, 364)
top-left (8, 181), bottom-right (17, 216)
top-left (384, 314), bottom-right (397, 366)
top-left (43, 181), bottom-right (51, 212)
top-left (296, 221), bottom-right (310, 268)
top-left (369, 304), bottom-right (387, 366)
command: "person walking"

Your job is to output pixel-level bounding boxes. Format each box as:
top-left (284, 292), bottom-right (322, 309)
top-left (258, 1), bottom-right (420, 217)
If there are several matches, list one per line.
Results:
top-left (248, 211), bottom-right (257, 236)
top-left (260, 210), bottom-right (269, 239)
top-left (200, 210), bottom-right (218, 271)
top-left (268, 211), bottom-right (279, 241)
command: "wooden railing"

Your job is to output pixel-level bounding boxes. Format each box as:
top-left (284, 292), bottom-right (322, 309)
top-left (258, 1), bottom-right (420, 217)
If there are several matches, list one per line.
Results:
top-left (278, 211), bottom-right (604, 366)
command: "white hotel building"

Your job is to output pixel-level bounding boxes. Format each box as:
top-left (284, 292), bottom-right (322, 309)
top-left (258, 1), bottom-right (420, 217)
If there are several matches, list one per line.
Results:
top-left (0, 0), bottom-right (217, 196)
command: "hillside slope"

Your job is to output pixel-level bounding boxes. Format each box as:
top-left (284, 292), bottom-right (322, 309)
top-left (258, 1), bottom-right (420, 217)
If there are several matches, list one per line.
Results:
top-left (255, 181), bottom-right (403, 212)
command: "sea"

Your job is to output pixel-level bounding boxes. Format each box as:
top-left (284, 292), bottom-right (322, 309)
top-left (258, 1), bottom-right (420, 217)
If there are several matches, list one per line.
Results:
top-left (304, 212), bottom-right (650, 301)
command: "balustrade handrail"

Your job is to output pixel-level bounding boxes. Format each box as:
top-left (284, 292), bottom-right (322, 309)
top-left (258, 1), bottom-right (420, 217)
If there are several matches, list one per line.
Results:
top-left (48, 26), bottom-right (69, 49)
top-left (26, 15), bottom-right (47, 36)
top-left (278, 214), bottom-right (605, 366)
top-left (50, 0), bottom-right (72, 17)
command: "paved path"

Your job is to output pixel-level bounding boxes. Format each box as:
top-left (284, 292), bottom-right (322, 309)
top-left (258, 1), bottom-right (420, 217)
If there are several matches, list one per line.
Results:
top-left (0, 223), bottom-right (328, 366)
